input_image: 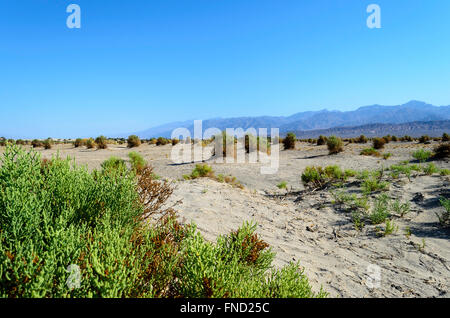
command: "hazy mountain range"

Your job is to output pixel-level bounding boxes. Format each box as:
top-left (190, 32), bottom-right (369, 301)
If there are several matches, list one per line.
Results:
top-left (130, 101), bottom-right (450, 138)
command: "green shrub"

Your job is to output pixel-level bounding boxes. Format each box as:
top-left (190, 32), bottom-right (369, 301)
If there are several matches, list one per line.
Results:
top-left (172, 138), bottom-right (180, 146)
top-left (277, 181), bottom-right (287, 189)
top-left (283, 132), bottom-right (296, 150)
top-left (369, 194), bottom-right (391, 224)
top-left (411, 149), bottom-right (432, 162)
top-left (360, 148), bottom-right (380, 157)
top-left (440, 169), bottom-right (450, 176)
top-left (127, 135), bottom-right (141, 148)
top-left (378, 219), bottom-right (398, 237)
top-left (361, 177), bottom-right (389, 195)
top-left (95, 136), bottom-right (108, 149)
top-left (86, 138), bottom-right (95, 149)
top-left (301, 165), bottom-right (347, 188)
top-left (372, 137), bottom-right (385, 150)
top-left (422, 163), bottom-right (438, 175)
top-left (188, 164), bottom-right (214, 179)
top-left (391, 200), bottom-right (410, 217)
top-left (128, 151), bottom-right (147, 174)
top-left (326, 136), bottom-right (343, 154)
top-left (383, 153), bottom-right (392, 160)
top-left (101, 156), bottom-right (127, 173)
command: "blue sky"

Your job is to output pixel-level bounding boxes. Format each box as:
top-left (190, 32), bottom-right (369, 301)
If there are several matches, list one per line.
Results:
top-left (1, 1), bottom-right (450, 138)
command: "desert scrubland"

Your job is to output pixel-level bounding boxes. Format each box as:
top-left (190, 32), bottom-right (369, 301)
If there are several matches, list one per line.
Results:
top-left (2, 138), bottom-right (448, 298)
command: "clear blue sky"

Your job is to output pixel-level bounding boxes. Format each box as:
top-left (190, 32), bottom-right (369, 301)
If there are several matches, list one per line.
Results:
top-left (1, 0), bottom-right (450, 138)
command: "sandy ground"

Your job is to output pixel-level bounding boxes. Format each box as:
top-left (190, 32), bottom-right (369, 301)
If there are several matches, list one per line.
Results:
top-left (2, 141), bottom-right (449, 297)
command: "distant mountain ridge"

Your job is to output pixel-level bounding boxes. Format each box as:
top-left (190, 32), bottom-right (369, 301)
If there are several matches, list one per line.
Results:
top-left (293, 120), bottom-right (450, 138)
top-left (129, 101), bottom-right (450, 138)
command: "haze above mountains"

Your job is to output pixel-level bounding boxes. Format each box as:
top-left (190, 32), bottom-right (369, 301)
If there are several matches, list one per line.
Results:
top-left (131, 101), bottom-right (450, 138)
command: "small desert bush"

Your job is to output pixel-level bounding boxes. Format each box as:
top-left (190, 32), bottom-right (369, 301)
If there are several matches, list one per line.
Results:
top-left (433, 143), bottom-right (450, 159)
top-left (317, 135), bottom-right (327, 146)
top-left (326, 136), bottom-right (343, 154)
top-left (369, 194), bottom-right (391, 224)
top-left (31, 139), bottom-right (43, 148)
top-left (372, 137), bottom-right (386, 149)
top-left (400, 135), bottom-right (413, 142)
top-left (391, 200), bottom-right (410, 217)
top-left (382, 135), bottom-right (392, 143)
top-left (412, 149), bottom-right (432, 162)
top-left (418, 135), bottom-right (431, 144)
top-left (86, 138), bottom-right (95, 149)
top-left (383, 153), bottom-right (392, 160)
top-left (277, 181), bottom-right (287, 189)
top-left (440, 168), bottom-right (450, 176)
top-left (442, 133), bottom-right (450, 142)
top-left (361, 177), bottom-right (389, 195)
top-left (127, 135), bottom-right (141, 148)
top-left (360, 148), bottom-right (380, 157)
top-left (172, 138), bottom-right (179, 146)
top-left (377, 219), bottom-right (398, 237)
top-left (423, 163), bottom-right (439, 175)
top-left (128, 151), bottom-right (147, 174)
top-left (95, 135), bottom-right (108, 149)
top-left (43, 138), bottom-right (53, 150)
top-left (74, 138), bottom-right (84, 148)
top-left (156, 137), bottom-right (169, 146)
top-left (301, 165), bottom-right (346, 188)
top-left (185, 164), bottom-right (214, 180)
top-left (356, 135), bottom-right (368, 144)
top-left (283, 132), bottom-right (296, 150)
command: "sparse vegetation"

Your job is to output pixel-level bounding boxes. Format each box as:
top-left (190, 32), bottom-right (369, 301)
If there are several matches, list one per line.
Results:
top-left (0, 144), bottom-right (324, 298)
